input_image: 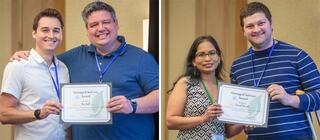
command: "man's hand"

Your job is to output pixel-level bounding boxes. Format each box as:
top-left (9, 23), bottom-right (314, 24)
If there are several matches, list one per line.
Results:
top-left (40, 100), bottom-right (62, 119)
top-left (267, 84), bottom-right (300, 108)
top-left (10, 51), bottom-right (29, 61)
top-left (106, 96), bottom-right (133, 114)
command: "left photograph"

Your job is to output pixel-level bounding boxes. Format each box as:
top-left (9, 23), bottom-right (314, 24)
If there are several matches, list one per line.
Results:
top-left (0, 0), bottom-right (159, 140)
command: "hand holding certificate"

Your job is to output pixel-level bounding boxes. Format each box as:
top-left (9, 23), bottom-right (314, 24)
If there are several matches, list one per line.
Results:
top-left (217, 83), bottom-right (269, 127)
top-left (60, 83), bottom-right (112, 124)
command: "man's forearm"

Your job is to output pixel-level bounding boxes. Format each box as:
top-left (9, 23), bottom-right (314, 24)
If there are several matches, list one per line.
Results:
top-left (0, 108), bottom-right (36, 124)
top-left (135, 90), bottom-right (159, 114)
top-left (288, 95), bottom-right (300, 109)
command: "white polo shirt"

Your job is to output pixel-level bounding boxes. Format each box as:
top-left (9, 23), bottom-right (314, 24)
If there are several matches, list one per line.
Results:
top-left (1, 49), bottom-right (69, 140)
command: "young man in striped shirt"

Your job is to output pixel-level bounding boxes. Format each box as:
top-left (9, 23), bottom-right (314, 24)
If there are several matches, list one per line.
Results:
top-left (230, 2), bottom-right (320, 140)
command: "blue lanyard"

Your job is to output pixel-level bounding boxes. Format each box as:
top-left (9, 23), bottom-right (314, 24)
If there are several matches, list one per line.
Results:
top-left (95, 43), bottom-right (127, 83)
top-left (48, 59), bottom-right (60, 100)
top-left (250, 40), bottom-right (275, 87)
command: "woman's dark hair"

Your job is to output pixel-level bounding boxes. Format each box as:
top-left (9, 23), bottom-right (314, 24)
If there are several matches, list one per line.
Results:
top-left (168, 35), bottom-right (224, 93)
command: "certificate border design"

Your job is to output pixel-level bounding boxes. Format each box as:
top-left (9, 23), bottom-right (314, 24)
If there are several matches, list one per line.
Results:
top-left (217, 83), bottom-right (269, 127)
top-left (60, 83), bottom-right (112, 124)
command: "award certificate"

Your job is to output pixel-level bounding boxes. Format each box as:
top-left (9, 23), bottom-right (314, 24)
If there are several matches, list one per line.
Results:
top-left (217, 83), bottom-right (269, 127)
top-left (60, 83), bottom-right (112, 124)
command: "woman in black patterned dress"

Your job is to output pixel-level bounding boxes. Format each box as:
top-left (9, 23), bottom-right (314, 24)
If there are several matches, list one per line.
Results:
top-left (166, 35), bottom-right (243, 140)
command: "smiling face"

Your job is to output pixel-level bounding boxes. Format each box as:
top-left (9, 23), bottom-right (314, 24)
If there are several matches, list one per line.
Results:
top-left (86, 10), bottom-right (119, 50)
top-left (243, 12), bottom-right (273, 50)
top-left (32, 17), bottom-right (62, 52)
top-left (192, 41), bottom-right (220, 75)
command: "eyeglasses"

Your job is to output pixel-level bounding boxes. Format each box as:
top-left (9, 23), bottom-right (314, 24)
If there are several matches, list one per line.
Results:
top-left (195, 51), bottom-right (218, 60)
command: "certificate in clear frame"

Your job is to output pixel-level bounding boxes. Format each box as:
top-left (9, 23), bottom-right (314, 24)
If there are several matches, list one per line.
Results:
top-left (60, 83), bottom-right (112, 124)
top-left (217, 83), bottom-right (269, 127)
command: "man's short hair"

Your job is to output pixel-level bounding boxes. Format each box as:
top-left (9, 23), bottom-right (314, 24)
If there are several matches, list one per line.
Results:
top-left (33, 8), bottom-right (64, 31)
top-left (240, 2), bottom-right (272, 27)
top-left (82, 1), bottom-right (117, 28)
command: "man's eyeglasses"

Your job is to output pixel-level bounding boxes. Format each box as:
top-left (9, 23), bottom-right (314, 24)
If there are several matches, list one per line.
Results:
top-left (195, 51), bottom-right (218, 60)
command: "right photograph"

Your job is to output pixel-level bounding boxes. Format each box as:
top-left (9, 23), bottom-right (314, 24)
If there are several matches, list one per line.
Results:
top-left (161, 0), bottom-right (320, 140)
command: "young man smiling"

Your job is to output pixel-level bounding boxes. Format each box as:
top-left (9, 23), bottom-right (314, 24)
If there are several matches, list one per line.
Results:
top-left (0, 8), bottom-right (69, 140)
top-left (230, 2), bottom-right (320, 140)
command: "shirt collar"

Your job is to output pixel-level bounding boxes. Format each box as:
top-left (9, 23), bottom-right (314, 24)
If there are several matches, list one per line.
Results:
top-left (30, 48), bottom-right (59, 67)
top-left (88, 36), bottom-right (127, 57)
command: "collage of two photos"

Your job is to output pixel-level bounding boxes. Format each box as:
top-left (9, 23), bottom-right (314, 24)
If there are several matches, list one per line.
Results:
top-left (0, 0), bottom-right (320, 140)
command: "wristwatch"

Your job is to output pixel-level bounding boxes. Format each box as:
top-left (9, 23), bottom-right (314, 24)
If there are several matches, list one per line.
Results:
top-left (34, 109), bottom-right (42, 120)
top-left (130, 99), bottom-right (137, 114)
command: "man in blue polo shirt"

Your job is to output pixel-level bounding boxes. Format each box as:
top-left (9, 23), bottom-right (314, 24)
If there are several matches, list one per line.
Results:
top-left (11, 1), bottom-right (159, 140)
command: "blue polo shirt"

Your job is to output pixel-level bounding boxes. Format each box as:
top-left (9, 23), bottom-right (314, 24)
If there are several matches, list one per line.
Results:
top-left (58, 36), bottom-right (159, 140)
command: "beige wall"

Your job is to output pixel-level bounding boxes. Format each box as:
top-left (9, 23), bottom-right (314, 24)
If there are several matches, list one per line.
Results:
top-left (163, 0), bottom-right (197, 139)
top-left (0, 0), bottom-right (13, 139)
top-left (161, 0), bottom-right (167, 139)
top-left (65, 0), bottom-right (149, 50)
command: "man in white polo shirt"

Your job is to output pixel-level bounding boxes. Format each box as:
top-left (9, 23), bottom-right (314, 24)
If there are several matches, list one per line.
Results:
top-left (0, 8), bottom-right (69, 140)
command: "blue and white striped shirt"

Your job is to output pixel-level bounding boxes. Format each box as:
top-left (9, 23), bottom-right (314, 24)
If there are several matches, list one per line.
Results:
top-left (230, 40), bottom-right (320, 140)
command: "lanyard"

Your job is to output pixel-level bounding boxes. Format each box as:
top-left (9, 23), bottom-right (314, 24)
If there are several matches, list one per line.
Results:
top-left (200, 79), bottom-right (218, 105)
top-left (95, 43), bottom-right (127, 83)
top-left (250, 40), bottom-right (275, 87)
top-left (48, 59), bottom-right (60, 100)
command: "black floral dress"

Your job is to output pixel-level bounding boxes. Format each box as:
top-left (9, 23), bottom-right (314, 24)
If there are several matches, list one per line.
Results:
top-left (177, 78), bottom-right (225, 140)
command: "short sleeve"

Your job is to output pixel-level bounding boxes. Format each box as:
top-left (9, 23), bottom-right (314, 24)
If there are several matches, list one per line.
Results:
top-left (138, 53), bottom-right (159, 95)
top-left (1, 61), bottom-right (25, 99)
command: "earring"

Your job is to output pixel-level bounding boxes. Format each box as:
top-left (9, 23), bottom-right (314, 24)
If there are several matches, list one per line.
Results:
top-left (193, 66), bottom-right (197, 76)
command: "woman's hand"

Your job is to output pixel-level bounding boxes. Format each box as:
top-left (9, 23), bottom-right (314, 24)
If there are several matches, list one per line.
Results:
top-left (201, 104), bottom-right (223, 123)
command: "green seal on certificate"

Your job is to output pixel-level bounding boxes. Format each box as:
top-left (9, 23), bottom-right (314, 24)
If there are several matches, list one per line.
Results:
top-left (217, 83), bottom-right (269, 127)
top-left (60, 83), bottom-right (112, 124)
